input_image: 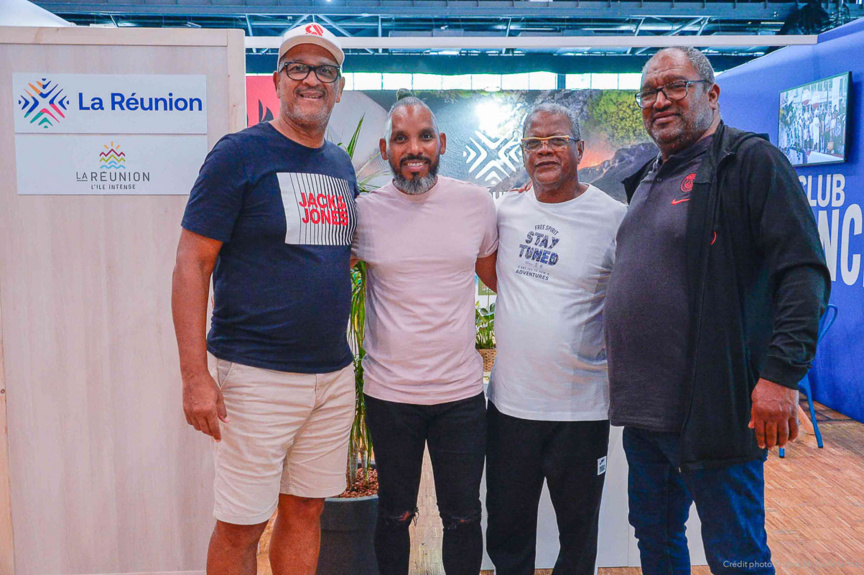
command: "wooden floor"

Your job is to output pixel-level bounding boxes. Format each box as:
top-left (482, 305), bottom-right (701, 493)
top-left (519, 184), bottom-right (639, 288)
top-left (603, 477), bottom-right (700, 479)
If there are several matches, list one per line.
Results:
top-left (258, 401), bottom-right (864, 574)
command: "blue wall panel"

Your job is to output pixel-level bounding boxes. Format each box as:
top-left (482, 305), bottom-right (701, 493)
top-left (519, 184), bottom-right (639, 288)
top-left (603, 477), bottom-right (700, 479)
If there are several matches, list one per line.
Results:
top-left (719, 21), bottom-right (864, 422)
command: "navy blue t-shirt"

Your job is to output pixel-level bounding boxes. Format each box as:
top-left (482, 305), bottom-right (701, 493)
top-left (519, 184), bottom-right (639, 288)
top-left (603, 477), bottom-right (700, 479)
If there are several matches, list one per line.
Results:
top-left (182, 122), bottom-right (358, 373)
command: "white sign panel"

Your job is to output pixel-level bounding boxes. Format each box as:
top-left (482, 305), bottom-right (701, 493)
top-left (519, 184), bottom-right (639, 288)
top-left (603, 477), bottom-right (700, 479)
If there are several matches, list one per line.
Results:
top-left (15, 135), bottom-right (208, 195)
top-left (13, 73), bottom-right (209, 195)
top-left (13, 74), bottom-right (207, 134)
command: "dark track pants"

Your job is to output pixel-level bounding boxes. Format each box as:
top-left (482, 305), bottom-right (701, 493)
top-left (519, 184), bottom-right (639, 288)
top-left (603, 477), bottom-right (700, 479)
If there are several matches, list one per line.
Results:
top-left (486, 401), bottom-right (610, 575)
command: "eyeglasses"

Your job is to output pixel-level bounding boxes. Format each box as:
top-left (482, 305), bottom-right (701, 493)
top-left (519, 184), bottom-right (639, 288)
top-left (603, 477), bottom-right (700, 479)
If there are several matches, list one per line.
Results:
top-left (634, 79), bottom-right (710, 108)
top-left (521, 136), bottom-right (579, 152)
top-left (279, 61), bottom-right (342, 84)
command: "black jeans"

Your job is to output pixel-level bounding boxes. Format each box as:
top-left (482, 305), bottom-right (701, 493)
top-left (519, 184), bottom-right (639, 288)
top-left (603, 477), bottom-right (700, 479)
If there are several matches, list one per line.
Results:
top-left (486, 401), bottom-right (610, 575)
top-left (364, 392), bottom-right (486, 575)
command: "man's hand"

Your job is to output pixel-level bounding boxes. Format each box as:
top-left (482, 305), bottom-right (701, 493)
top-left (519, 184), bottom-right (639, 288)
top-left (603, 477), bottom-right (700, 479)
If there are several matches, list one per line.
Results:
top-left (749, 378), bottom-right (799, 449)
top-left (182, 372), bottom-right (230, 441)
top-left (511, 179), bottom-right (533, 193)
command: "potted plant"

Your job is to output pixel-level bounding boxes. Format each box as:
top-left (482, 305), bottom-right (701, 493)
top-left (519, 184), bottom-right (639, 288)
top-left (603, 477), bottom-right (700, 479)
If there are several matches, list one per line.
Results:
top-left (475, 301), bottom-right (496, 373)
top-left (316, 118), bottom-right (380, 575)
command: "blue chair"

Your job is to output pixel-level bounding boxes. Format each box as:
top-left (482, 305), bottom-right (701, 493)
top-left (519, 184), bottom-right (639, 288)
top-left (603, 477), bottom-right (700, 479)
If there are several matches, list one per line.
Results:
top-left (779, 304), bottom-right (838, 458)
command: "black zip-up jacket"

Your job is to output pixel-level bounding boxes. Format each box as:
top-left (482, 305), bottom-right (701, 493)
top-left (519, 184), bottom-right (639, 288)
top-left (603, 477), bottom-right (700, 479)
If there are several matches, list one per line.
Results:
top-left (622, 122), bottom-right (831, 471)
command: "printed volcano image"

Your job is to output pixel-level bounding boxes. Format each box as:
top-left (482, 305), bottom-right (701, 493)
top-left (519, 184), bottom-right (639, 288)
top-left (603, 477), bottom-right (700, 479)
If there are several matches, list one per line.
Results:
top-left (359, 89), bottom-right (653, 199)
top-left (246, 78), bottom-right (655, 200)
top-left (580, 142), bottom-right (658, 202)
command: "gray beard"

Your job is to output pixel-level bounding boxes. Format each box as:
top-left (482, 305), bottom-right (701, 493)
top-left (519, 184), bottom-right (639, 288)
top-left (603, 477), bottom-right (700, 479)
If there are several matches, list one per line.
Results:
top-left (391, 158), bottom-right (440, 195)
top-left (393, 173), bottom-right (437, 195)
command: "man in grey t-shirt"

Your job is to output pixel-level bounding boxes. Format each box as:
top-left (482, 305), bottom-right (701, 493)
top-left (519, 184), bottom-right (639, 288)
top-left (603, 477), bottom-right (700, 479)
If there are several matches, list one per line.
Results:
top-left (606, 134), bottom-right (711, 431)
top-left (605, 47), bottom-right (829, 575)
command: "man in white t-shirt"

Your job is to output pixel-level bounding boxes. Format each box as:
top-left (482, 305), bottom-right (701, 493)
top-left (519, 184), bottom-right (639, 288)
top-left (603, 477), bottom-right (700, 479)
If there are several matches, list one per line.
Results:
top-left (352, 93), bottom-right (498, 575)
top-left (485, 103), bottom-right (627, 575)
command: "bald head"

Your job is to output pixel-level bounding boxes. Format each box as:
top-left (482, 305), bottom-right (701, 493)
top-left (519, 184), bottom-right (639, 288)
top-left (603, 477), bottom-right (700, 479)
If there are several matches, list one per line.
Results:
top-left (384, 95), bottom-right (440, 146)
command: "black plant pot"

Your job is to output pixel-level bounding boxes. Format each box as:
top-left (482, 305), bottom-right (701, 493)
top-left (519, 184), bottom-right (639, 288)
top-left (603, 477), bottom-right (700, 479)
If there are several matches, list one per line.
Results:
top-left (316, 494), bottom-right (379, 575)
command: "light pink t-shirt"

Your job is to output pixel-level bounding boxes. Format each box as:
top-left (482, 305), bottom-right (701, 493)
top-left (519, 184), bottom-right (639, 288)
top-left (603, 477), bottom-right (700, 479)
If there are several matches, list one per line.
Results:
top-left (352, 176), bottom-right (498, 405)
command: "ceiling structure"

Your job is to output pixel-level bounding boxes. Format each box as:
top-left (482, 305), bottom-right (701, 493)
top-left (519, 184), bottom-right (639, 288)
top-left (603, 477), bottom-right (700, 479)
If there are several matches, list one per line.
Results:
top-left (30, 1), bottom-right (864, 74)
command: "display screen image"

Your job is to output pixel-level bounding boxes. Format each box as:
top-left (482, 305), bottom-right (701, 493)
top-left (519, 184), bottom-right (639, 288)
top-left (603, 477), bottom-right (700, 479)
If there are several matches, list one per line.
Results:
top-left (778, 72), bottom-right (850, 167)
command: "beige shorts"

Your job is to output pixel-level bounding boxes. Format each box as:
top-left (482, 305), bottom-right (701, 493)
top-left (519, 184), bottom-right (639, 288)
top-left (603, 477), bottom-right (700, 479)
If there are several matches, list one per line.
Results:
top-left (212, 358), bottom-right (355, 525)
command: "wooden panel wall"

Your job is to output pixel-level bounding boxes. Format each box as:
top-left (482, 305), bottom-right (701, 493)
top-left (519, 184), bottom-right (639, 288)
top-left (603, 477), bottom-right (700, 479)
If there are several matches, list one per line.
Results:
top-left (0, 27), bottom-right (245, 575)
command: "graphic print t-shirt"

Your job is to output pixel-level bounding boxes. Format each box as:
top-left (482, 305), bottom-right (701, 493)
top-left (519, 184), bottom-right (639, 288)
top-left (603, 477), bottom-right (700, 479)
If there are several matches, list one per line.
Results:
top-left (488, 186), bottom-right (627, 421)
top-left (352, 177), bottom-right (498, 405)
top-left (182, 122), bottom-right (358, 373)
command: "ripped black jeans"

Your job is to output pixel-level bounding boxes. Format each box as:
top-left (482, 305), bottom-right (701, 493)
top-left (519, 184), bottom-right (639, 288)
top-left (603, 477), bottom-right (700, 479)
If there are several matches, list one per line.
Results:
top-left (364, 392), bottom-right (486, 575)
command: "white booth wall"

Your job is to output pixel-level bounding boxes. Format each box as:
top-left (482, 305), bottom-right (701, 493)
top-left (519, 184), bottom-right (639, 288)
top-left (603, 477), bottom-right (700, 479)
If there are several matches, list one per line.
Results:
top-left (0, 26), bottom-right (245, 575)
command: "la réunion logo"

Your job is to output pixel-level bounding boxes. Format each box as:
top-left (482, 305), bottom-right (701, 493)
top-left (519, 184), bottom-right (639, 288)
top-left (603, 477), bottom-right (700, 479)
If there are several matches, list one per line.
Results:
top-left (100, 141), bottom-right (126, 170)
top-left (18, 77), bottom-right (69, 129)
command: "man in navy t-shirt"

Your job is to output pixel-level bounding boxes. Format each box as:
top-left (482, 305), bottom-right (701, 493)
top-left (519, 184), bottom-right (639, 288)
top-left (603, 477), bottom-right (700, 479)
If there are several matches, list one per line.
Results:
top-left (172, 23), bottom-right (357, 575)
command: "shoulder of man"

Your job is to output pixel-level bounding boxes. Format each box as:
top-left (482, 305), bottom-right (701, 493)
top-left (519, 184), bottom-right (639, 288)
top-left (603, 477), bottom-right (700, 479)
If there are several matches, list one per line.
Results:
top-left (587, 184), bottom-right (626, 206)
top-left (204, 123), bottom-right (278, 162)
top-left (622, 158), bottom-right (656, 201)
top-left (716, 124), bottom-right (774, 161)
top-left (227, 122), bottom-right (275, 145)
top-left (586, 184), bottom-right (628, 219)
top-left (493, 189), bottom-right (529, 220)
top-left (323, 139), bottom-right (354, 163)
top-left (322, 141), bottom-right (359, 182)
top-left (495, 189), bottom-right (526, 207)
top-left (718, 125), bottom-right (793, 178)
top-left (355, 180), bottom-right (397, 210)
top-left (439, 176), bottom-right (487, 194)
top-left (438, 176), bottom-right (495, 204)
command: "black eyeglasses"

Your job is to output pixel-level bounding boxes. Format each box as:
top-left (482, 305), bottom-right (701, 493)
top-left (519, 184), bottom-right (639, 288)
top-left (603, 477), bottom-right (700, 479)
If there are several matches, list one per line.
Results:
top-left (635, 79), bottom-right (710, 108)
top-left (521, 136), bottom-right (579, 152)
top-left (279, 61), bottom-right (342, 84)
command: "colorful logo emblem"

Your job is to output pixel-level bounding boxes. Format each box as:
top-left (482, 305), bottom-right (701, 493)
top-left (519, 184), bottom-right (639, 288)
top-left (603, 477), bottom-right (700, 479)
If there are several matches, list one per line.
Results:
top-left (681, 172), bottom-right (696, 193)
top-left (100, 141), bottom-right (126, 170)
top-left (18, 77), bottom-right (69, 129)
top-left (305, 24), bottom-right (325, 36)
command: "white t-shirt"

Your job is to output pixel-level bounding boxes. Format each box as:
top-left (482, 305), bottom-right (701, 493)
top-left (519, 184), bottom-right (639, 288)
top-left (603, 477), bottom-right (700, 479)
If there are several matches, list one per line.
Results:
top-left (352, 176), bottom-right (498, 405)
top-left (488, 185), bottom-right (627, 421)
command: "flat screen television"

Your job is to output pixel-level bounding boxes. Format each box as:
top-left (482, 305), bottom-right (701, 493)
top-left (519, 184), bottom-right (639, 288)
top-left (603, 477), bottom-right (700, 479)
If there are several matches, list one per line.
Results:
top-left (778, 72), bottom-right (850, 167)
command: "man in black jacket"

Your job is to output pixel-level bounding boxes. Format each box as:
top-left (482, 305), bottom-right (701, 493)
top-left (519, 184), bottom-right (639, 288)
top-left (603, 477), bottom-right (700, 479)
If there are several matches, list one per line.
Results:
top-left (605, 47), bottom-right (830, 574)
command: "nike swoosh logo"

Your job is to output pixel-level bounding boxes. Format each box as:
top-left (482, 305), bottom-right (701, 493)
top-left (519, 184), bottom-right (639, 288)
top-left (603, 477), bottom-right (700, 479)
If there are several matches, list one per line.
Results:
top-left (671, 198), bottom-right (690, 205)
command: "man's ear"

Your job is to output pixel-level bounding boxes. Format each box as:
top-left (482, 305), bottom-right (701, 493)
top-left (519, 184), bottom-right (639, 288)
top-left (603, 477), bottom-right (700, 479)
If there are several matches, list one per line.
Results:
top-left (575, 139), bottom-right (585, 165)
top-left (379, 138), bottom-right (389, 161)
top-left (439, 132), bottom-right (447, 155)
top-left (335, 76), bottom-right (346, 103)
top-left (272, 70), bottom-right (281, 95)
top-left (708, 82), bottom-right (721, 110)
